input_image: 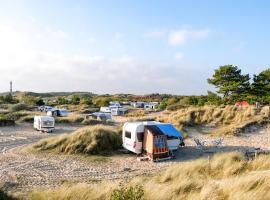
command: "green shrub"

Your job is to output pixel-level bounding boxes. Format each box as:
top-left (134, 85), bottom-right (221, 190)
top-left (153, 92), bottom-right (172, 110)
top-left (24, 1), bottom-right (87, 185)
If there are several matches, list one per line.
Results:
top-left (110, 185), bottom-right (144, 200)
top-left (5, 112), bottom-right (28, 121)
top-left (0, 189), bottom-right (16, 200)
top-left (9, 103), bottom-right (30, 112)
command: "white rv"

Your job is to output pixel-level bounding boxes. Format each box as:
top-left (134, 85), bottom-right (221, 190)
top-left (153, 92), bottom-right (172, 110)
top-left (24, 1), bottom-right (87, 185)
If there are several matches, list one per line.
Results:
top-left (122, 121), bottom-right (183, 154)
top-left (34, 116), bottom-right (55, 132)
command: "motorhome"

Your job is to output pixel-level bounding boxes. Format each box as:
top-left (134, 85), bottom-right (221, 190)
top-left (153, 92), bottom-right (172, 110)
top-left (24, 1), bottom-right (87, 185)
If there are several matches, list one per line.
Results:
top-left (122, 121), bottom-right (183, 154)
top-left (34, 116), bottom-right (55, 132)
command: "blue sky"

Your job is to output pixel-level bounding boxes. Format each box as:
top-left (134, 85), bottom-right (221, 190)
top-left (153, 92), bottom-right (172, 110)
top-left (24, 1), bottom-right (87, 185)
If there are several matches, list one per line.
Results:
top-left (0, 0), bottom-right (269, 94)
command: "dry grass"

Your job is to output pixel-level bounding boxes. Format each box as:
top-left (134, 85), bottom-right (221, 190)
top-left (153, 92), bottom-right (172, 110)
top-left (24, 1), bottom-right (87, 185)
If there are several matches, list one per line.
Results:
top-left (29, 182), bottom-right (114, 200)
top-left (157, 105), bottom-right (270, 135)
top-left (31, 125), bottom-right (122, 155)
top-left (125, 109), bottom-right (146, 117)
top-left (26, 152), bottom-right (270, 200)
top-left (55, 113), bottom-right (84, 124)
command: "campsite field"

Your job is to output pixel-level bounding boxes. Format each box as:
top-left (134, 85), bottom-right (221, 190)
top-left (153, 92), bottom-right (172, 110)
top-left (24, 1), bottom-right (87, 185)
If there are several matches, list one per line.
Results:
top-left (0, 119), bottom-right (270, 194)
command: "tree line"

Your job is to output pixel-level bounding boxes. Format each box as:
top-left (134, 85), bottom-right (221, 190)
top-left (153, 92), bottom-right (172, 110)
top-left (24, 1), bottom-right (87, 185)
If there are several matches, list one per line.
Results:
top-left (208, 65), bottom-right (270, 105)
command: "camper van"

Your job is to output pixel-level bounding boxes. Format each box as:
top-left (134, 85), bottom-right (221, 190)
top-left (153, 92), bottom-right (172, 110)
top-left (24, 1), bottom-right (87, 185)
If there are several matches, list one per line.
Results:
top-left (34, 116), bottom-right (55, 132)
top-left (122, 121), bottom-right (183, 154)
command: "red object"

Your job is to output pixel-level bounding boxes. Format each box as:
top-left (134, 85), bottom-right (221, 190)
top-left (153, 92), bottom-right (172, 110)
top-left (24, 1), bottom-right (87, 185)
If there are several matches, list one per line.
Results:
top-left (133, 141), bottom-right (136, 148)
top-left (235, 101), bottom-right (249, 106)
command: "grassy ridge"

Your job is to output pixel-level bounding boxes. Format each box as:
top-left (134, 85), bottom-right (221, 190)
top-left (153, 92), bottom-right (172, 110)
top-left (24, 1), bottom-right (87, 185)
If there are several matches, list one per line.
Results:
top-left (31, 125), bottom-right (121, 155)
top-left (27, 152), bottom-right (270, 200)
top-left (157, 105), bottom-right (270, 135)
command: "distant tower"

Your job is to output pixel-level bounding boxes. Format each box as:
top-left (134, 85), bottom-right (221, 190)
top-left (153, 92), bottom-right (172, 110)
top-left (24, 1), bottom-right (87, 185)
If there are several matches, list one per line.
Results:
top-left (10, 81), bottom-right (12, 95)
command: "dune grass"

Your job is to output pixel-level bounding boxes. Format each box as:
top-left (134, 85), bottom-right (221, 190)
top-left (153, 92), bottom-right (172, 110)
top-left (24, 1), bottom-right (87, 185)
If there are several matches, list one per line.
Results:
top-left (54, 113), bottom-right (84, 124)
top-left (26, 152), bottom-right (270, 200)
top-left (31, 125), bottom-right (122, 155)
top-left (157, 105), bottom-right (270, 135)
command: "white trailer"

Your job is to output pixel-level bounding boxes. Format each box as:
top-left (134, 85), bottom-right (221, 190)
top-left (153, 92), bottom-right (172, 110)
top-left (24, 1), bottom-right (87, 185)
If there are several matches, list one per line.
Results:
top-left (122, 121), bottom-right (183, 154)
top-left (34, 116), bottom-right (55, 133)
top-left (122, 121), bottom-right (157, 154)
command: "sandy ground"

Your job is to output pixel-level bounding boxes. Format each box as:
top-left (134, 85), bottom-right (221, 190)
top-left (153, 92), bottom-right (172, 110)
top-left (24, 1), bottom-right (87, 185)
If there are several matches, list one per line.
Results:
top-left (185, 125), bottom-right (270, 150)
top-left (0, 123), bottom-right (269, 193)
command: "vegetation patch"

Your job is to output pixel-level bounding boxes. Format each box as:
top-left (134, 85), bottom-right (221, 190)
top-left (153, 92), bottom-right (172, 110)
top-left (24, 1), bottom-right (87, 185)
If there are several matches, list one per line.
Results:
top-left (9, 103), bottom-right (31, 112)
top-left (31, 125), bottom-right (122, 155)
top-left (27, 152), bottom-right (270, 200)
top-left (55, 114), bottom-right (84, 124)
top-left (158, 105), bottom-right (270, 135)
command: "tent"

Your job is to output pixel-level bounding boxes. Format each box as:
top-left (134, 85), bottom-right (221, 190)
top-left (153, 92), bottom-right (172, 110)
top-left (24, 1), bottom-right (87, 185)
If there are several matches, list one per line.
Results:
top-left (155, 124), bottom-right (182, 139)
top-left (235, 101), bottom-right (249, 107)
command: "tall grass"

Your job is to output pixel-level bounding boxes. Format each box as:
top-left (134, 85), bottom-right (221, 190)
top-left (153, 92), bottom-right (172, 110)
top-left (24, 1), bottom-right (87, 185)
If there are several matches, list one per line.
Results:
top-left (31, 125), bottom-right (122, 155)
top-left (157, 105), bottom-right (270, 135)
top-left (27, 152), bottom-right (270, 200)
top-left (54, 113), bottom-right (84, 124)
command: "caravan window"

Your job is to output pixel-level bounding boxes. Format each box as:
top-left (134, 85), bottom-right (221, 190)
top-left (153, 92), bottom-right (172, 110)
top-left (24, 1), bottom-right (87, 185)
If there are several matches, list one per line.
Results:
top-left (125, 131), bottom-right (131, 139)
top-left (137, 132), bottom-right (144, 142)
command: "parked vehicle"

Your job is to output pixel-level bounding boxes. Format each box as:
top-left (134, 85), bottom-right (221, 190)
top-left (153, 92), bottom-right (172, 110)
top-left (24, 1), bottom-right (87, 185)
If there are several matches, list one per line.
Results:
top-left (100, 107), bottom-right (111, 113)
top-left (38, 106), bottom-right (53, 112)
top-left (47, 109), bottom-right (69, 117)
top-left (110, 106), bottom-right (128, 116)
top-left (33, 116), bottom-right (55, 132)
top-left (144, 102), bottom-right (159, 110)
top-left (100, 105), bottom-right (128, 116)
top-left (85, 112), bottom-right (112, 121)
top-left (122, 121), bottom-right (183, 155)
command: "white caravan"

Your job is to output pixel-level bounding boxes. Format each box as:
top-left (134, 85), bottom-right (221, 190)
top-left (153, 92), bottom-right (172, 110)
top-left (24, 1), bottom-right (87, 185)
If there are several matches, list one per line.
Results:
top-left (34, 116), bottom-right (55, 132)
top-left (122, 121), bottom-right (158, 154)
top-left (122, 121), bottom-right (183, 154)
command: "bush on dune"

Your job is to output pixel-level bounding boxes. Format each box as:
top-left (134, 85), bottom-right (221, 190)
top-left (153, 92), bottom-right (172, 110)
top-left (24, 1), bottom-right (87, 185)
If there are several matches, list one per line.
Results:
top-left (9, 103), bottom-right (31, 112)
top-left (32, 125), bottom-right (122, 155)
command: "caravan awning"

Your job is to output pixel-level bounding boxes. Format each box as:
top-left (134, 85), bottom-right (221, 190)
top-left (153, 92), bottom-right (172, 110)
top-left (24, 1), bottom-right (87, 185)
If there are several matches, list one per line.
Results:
top-left (156, 124), bottom-right (182, 138)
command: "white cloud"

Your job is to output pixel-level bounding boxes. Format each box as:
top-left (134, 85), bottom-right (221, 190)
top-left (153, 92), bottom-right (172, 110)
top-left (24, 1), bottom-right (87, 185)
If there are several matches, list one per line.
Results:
top-left (0, 24), bottom-right (210, 94)
top-left (169, 28), bottom-right (211, 45)
top-left (174, 52), bottom-right (184, 61)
